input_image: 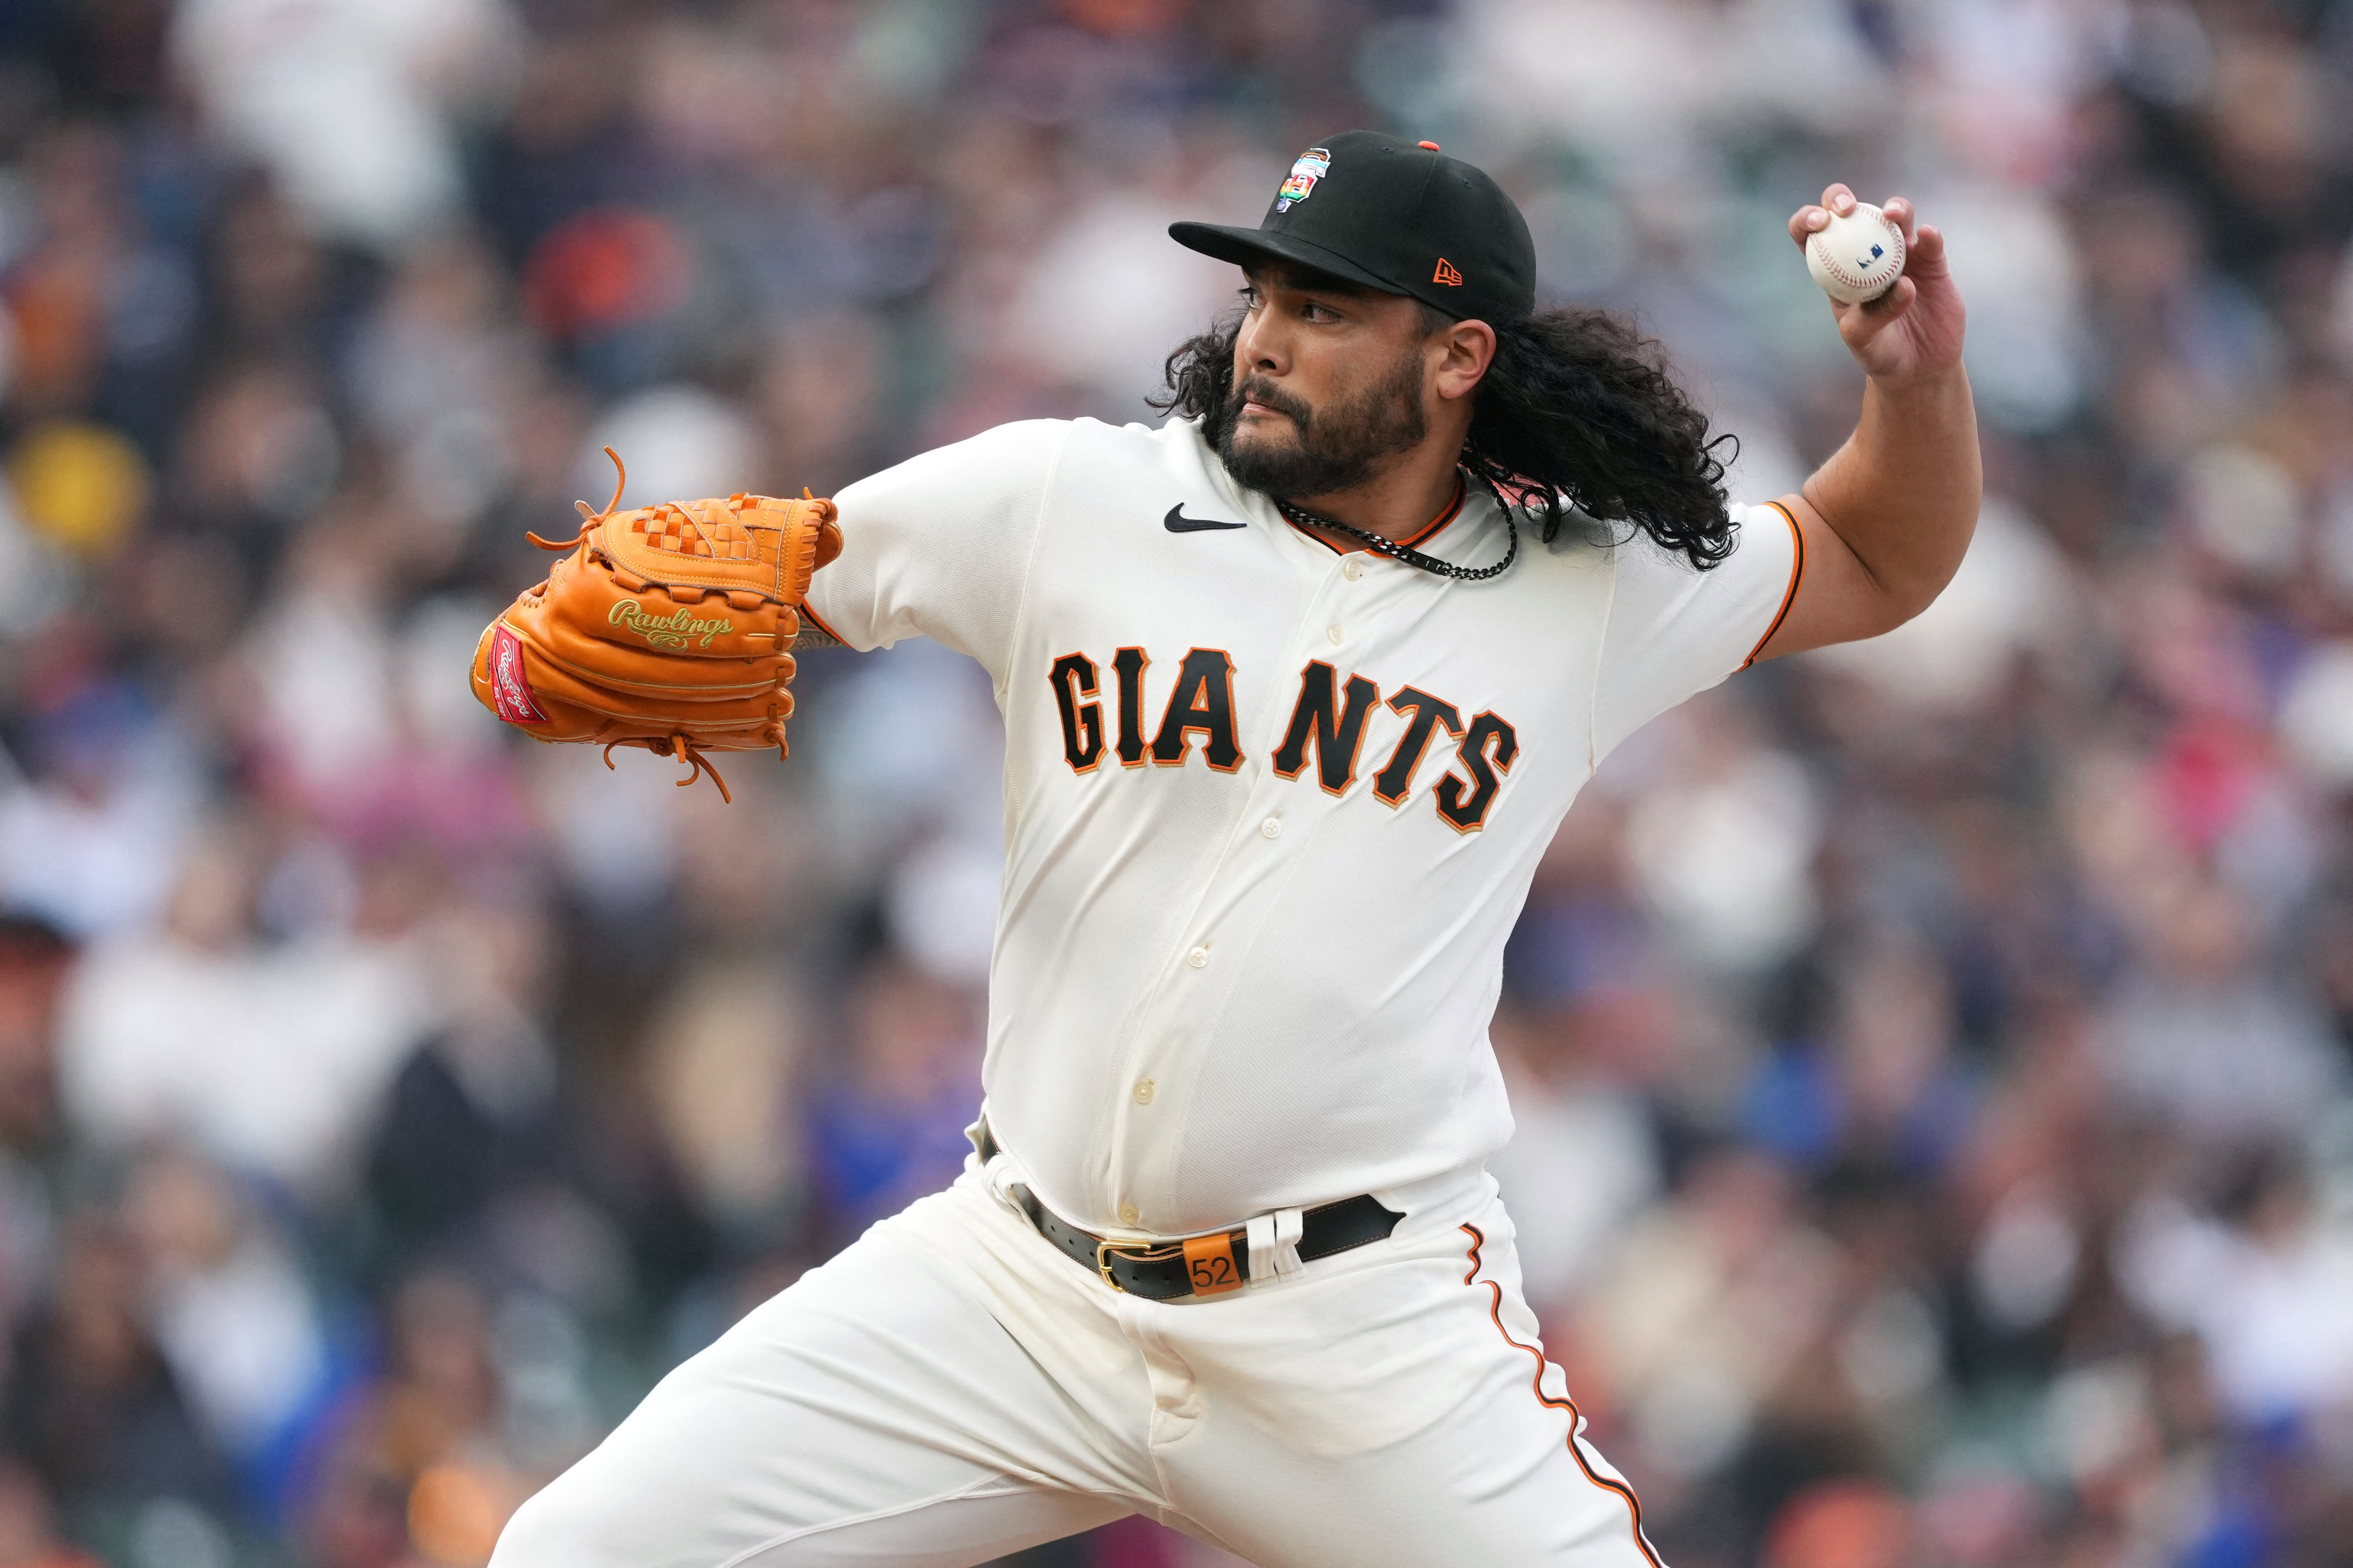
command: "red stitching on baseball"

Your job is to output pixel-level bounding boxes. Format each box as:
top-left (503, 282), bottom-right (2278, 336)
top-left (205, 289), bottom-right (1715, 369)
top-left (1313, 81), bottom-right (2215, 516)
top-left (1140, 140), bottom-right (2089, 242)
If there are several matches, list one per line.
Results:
top-left (1812, 213), bottom-right (1902, 292)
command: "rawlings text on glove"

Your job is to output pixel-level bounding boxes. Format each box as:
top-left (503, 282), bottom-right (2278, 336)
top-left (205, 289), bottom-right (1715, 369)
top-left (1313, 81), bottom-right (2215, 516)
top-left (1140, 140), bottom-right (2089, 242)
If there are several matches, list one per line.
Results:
top-left (470, 449), bottom-right (843, 801)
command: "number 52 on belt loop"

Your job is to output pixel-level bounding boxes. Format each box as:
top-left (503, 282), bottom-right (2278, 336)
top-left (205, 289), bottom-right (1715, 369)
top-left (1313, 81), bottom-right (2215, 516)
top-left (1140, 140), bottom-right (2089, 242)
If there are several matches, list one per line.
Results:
top-left (1183, 1233), bottom-right (1244, 1296)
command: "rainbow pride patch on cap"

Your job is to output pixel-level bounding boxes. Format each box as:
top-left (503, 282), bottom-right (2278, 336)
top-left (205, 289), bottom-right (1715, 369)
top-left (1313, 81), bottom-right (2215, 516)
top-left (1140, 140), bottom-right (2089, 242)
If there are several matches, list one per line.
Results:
top-left (1274, 147), bottom-right (1331, 212)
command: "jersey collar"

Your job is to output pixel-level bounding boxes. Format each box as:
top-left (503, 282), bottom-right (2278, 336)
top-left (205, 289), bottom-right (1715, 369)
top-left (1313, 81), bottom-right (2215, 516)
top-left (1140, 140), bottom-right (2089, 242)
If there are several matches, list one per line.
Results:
top-left (1278, 471), bottom-right (1468, 558)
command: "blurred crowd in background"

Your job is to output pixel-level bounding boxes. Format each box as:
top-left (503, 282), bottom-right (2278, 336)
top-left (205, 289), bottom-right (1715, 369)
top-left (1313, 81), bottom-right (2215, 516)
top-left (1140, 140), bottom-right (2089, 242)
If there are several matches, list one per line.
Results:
top-left (0, 1), bottom-right (2350, 1566)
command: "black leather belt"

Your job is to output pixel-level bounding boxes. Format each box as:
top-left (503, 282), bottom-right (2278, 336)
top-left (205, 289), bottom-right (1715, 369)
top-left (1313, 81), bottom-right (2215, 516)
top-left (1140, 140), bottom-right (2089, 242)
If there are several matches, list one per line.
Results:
top-left (979, 1120), bottom-right (1401, 1300)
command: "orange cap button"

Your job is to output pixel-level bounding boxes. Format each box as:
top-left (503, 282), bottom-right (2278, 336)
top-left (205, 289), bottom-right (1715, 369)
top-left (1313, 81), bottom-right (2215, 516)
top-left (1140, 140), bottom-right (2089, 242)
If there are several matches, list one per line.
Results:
top-left (1418, 141), bottom-right (1440, 150)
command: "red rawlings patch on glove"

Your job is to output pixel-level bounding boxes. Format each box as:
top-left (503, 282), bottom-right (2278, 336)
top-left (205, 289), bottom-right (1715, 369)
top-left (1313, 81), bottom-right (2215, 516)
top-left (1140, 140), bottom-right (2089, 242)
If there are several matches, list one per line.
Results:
top-left (488, 624), bottom-right (550, 724)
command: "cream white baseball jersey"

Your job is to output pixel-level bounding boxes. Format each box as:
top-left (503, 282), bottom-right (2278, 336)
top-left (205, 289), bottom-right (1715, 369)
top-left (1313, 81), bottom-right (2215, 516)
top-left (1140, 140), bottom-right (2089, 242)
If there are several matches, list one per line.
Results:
top-left (798, 414), bottom-right (1799, 1238)
top-left (491, 415), bottom-right (1802, 1568)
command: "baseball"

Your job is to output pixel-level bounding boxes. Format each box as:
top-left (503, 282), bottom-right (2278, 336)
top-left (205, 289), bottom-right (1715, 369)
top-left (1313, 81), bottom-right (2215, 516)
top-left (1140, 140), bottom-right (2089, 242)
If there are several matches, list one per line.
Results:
top-left (1806, 201), bottom-right (1906, 304)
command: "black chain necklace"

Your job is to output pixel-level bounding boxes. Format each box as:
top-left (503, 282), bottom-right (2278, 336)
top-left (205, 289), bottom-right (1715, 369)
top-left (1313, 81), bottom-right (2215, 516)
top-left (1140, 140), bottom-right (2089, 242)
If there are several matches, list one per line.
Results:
top-left (1272, 472), bottom-right (1520, 582)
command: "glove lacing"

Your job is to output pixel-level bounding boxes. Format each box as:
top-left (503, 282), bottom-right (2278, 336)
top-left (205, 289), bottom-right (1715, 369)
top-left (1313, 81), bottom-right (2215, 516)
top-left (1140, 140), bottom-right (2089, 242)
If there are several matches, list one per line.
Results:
top-left (603, 733), bottom-right (734, 804)
top-left (524, 444), bottom-right (717, 553)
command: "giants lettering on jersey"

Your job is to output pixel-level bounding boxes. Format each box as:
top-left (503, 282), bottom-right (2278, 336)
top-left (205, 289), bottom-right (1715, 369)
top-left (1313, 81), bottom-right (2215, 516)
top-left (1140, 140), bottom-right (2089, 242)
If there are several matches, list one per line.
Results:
top-left (1048, 647), bottom-right (1517, 832)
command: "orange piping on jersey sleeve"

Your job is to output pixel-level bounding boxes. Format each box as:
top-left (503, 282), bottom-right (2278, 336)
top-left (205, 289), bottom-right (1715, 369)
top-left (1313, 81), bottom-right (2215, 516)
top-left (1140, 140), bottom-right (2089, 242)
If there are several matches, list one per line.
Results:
top-left (1739, 500), bottom-right (1805, 671)
top-left (799, 600), bottom-right (848, 646)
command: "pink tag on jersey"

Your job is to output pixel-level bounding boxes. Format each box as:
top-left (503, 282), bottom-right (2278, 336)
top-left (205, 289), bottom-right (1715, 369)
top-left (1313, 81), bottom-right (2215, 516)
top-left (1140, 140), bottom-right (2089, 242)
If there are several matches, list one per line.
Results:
top-left (489, 624), bottom-right (549, 724)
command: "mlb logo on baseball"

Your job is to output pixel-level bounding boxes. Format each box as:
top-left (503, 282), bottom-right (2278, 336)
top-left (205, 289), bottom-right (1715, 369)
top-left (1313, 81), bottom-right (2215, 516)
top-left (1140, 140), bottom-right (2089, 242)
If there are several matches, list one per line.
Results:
top-left (1805, 201), bottom-right (1906, 302)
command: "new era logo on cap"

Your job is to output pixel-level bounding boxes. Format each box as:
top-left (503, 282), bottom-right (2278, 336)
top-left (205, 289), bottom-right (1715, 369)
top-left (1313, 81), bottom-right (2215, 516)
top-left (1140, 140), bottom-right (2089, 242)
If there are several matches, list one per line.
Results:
top-left (1433, 258), bottom-right (1463, 286)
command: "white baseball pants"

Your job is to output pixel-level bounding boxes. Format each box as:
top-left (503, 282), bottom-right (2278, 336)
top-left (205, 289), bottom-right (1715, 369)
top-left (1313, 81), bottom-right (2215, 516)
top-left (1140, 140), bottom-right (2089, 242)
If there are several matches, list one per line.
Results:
top-left (489, 1162), bottom-right (1664, 1568)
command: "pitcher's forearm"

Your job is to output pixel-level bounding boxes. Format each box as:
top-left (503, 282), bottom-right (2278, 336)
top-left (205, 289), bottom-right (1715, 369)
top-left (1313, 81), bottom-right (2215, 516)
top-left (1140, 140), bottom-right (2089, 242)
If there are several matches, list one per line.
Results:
top-left (1801, 362), bottom-right (1981, 616)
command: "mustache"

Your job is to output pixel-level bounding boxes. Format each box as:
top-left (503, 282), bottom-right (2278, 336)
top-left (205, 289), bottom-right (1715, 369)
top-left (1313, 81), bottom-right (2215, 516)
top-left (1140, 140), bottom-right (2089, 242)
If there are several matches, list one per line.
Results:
top-left (1228, 375), bottom-right (1312, 427)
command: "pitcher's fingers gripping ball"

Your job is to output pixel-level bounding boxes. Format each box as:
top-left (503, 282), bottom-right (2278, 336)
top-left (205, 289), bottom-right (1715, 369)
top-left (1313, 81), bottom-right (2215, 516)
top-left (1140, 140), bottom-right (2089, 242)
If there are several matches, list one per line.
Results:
top-left (470, 448), bottom-right (843, 801)
top-left (1804, 199), bottom-right (1906, 304)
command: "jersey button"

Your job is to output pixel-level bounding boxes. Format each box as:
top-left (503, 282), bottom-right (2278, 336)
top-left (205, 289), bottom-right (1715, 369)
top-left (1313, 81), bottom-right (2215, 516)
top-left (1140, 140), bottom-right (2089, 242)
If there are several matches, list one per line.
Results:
top-left (1341, 558), bottom-right (1364, 582)
top-left (1325, 624), bottom-right (1343, 646)
top-left (1186, 945), bottom-right (1210, 969)
top-left (1260, 816), bottom-right (1282, 839)
top-left (1119, 1203), bottom-right (1141, 1228)
top-left (1133, 1078), bottom-right (1155, 1104)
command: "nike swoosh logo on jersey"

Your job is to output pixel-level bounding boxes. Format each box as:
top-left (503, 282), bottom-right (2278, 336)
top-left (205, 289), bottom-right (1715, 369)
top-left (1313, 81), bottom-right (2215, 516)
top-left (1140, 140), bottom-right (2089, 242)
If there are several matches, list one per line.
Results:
top-left (1165, 505), bottom-right (1246, 533)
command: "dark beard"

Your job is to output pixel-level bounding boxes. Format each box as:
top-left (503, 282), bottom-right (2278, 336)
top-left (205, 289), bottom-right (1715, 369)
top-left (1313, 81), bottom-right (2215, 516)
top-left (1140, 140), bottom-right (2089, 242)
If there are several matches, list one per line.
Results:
top-left (1210, 347), bottom-right (1428, 501)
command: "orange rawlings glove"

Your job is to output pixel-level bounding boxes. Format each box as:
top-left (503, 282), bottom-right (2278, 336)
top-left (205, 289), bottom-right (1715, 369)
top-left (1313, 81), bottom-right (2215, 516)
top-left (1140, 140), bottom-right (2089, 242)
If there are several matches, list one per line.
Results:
top-left (471, 448), bottom-right (843, 801)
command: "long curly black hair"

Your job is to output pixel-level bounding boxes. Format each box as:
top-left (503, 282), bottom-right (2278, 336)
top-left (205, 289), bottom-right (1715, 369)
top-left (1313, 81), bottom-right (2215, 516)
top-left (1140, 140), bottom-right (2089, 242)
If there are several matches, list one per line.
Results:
top-left (1151, 304), bottom-right (1740, 570)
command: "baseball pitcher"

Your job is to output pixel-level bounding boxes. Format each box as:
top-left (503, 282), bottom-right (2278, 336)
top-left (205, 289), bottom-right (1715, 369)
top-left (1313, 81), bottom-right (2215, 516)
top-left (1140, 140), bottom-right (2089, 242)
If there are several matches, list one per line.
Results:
top-left (476, 133), bottom-right (1976, 1567)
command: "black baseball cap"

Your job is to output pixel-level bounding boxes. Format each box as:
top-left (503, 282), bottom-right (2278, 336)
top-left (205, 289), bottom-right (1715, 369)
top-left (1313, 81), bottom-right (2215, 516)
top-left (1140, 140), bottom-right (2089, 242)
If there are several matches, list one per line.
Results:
top-left (1170, 130), bottom-right (1536, 325)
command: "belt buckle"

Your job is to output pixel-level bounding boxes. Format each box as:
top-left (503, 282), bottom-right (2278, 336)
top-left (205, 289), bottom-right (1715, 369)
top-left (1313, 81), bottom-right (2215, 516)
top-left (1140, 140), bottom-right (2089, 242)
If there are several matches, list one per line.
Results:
top-left (1095, 1238), bottom-right (1182, 1292)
